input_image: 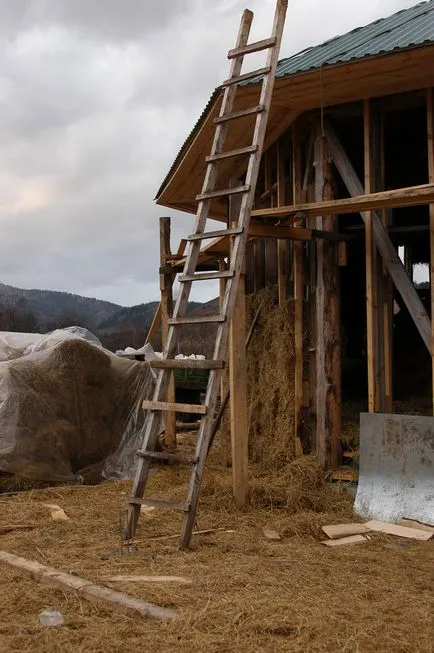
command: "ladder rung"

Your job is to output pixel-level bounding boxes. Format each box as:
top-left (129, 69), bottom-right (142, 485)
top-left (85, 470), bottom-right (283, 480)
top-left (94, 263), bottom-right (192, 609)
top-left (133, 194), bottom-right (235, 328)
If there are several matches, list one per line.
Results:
top-left (129, 497), bottom-right (189, 511)
top-left (196, 185), bottom-right (250, 202)
top-left (222, 66), bottom-right (271, 87)
top-left (228, 37), bottom-right (277, 59)
top-left (188, 227), bottom-right (243, 241)
top-left (143, 400), bottom-right (207, 415)
top-left (206, 145), bottom-right (258, 163)
top-left (150, 357), bottom-right (225, 369)
top-left (168, 315), bottom-right (226, 326)
top-left (136, 450), bottom-right (199, 464)
top-left (214, 105), bottom-right (265, 124)
top-left (179, 270), bottom-right (234, 282)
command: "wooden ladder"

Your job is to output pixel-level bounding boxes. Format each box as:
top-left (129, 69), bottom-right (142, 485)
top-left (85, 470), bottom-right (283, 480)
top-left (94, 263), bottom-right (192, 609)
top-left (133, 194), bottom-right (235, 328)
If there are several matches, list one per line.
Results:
top-left (126, 0), bottom-right (288, 549)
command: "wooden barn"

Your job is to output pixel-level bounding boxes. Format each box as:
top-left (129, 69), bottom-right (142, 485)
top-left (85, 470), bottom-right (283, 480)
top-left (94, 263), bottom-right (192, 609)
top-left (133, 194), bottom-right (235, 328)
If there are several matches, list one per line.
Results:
top-left (152, 1), bottom-right (434, 500)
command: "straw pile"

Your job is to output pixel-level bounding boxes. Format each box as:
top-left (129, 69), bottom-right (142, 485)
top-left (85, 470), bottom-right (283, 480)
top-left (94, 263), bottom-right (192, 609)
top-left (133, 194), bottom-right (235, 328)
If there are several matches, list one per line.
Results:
top-left (0, 339), bottom-right (152, 485)
top-left (246, 287), bottom-right (297, 469)
top-left (0, 474), bottom-right (433, 653)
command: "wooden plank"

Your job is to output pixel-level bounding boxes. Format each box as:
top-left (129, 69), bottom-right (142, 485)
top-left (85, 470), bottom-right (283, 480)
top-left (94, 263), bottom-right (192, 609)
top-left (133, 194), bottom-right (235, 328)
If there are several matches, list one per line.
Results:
top-left (214, 105), bottom-right (264, 124)
top-left (159, 217), bottom-right (176, 448)
top-left (205, 145), bottom-right (258, 163)
top-left (364, 100), bottom-right (377, 413)
top-left (222, 66), bottom-right (271, 87)
top-left (196, 184), bottom-right (249, 201)
top-left (322, 523), bottom-right (370, 539)
top-left (321, 535), bottom-right (368, 547)
top-left (428, 88), bottom-right (434, 413)
top-left (325, 120), bottom-right (432, 354)
top-left (0, 550), bottom-right (177, 621)
top-left (142, 400), bottom-right (207, 415)
top-left (364, 520), bottom-right (433, 541)
top-left (136, 451), bottom-right (198, 464)
top-left (228, 36), bottom-right (276, 58)
top-left (150, 358), bottom-right (224, 369)
top-left (188, 227), bottom-right (243, 241)
top-left (398, 519), bottom-right (434, 533)
top-left (251, 183), bottom-right (434, 219)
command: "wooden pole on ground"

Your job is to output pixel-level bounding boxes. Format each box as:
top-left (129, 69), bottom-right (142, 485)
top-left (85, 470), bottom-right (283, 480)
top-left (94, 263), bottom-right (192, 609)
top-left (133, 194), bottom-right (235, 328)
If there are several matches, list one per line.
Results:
top-left (229, 184), bottom-right (248, 508)
top-left (160, 217), bottom-right (176, 449)
top-left (313, 126), bottom-right (341, 469)
top-left (427, 87), bottom-right (434, 413)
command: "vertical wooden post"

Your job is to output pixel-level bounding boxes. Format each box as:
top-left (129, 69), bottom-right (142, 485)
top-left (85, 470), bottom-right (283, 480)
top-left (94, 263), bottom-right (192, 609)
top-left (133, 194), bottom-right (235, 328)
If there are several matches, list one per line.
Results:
top-left (159, 217), bottom-right (176, 449)
top-left (427, 87), bottom-right (434, 413)
top-left (313, 128), bottom-right (341, 469)
top-left (277, 139), bottom-right (288, 304)
top-left (292, 125), bottom-right (304, 452)
top-left (364, 100), bottom-right (378, 412)
top-left (229, 186), bottom-right (248, 508)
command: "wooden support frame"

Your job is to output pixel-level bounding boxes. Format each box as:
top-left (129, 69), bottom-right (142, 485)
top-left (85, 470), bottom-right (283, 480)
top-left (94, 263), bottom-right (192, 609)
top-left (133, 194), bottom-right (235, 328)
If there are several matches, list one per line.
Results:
top-left (313, 129), bottom-right (341, 469)
top-left (292, 124), bottom-right (304, 453)
top-left (325, 120), bottom-right (432, 355)
top-left (159, 217), bottom-right (176, 449)
top-left (251, 183), bottom-right (434, 219)
top-left (427, 88), bottom-right (434, 413)
top-left (228, 186), bottom-right (248, 508)
top-left (277, 139), bottom-right (288, 303)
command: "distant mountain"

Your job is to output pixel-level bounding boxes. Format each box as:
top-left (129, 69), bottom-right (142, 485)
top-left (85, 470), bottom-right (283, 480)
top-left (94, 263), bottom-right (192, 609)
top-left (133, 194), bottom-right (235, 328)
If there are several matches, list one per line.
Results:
top-left (0, 283), bottom-right (121, 330)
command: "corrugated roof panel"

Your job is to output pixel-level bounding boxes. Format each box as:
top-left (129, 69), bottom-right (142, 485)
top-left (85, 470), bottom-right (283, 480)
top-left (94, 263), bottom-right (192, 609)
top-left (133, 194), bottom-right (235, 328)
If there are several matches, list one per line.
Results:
top-left (271, 0), bottom-right (434, 77)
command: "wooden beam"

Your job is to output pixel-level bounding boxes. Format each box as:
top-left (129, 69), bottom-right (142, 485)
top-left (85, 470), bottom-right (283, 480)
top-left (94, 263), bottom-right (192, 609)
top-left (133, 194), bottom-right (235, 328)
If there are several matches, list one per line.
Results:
top-left (229, 187), bottom-right (248, 508)
top-left (427, 88), bottom-right (434, 413)
top-left (364, 100), bottom-right (378, 413)
top-left (325, 120), bottom-right (432, 355)
top-left (0, 551), bottom-right (177, 621)
top-left (159, 217), bottom-right (176, 449)
top-left (277, 138), bottom-right (288, 304)
top-left (251, 183), bottom-right (434, 219)
top-left (145, 302), bottom-right (161, 346)
top-left (292, 124), bottom-right (304, 454)
top-left (313, 131), bottom-right (341, 469)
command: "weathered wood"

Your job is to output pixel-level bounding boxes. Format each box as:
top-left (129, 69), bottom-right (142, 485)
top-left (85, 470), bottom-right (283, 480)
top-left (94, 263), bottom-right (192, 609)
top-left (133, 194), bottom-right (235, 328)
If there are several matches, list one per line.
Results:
top-left (205, 145), bottom-right (258, 163)
top-left (160, 217), bottom-right (176, 448)
top-left (150, 358), bottom-right (224, 369)
top-left (364, 520), bottom-right (433, 541)
top-left (0, 551), bottom-right (177, 620)
top-left (428, 88), bottom-right (434, 413)
top-left (313, 132), bottom-right (341, 469)
top-left (188, 227), bottom-right (243, 241)
top-left (145, 302), bottom-right (161, 346)
top-left (322, 523), bottom-right (370, 539)
top-left (364, 100), bottom-right (378, 413)
top-left (325, 120), bottom-right (432, 354)
top-left (214, 105), bottom-right (265, 123)
top-left (229, 186), bottom-right (248, 508)
top-left (321, 534), bottom-right (368, 547)
top-left (136, 450), bottom-right (199, 464)
top-left (107, 575), bottom-right (192, 584)
top-left (196, 184), bottom-right (249, 201)
top-left (277, 139), bottom-right (287, 304)
top-left (142, 400), bottom-right (207, 415)
top-left (222, 66), bottom-right (271, 87)
top-left (251, 183), bottom-right (434, 219)
top-left (228, 36), bottom-right (276, 58)
top-left (292, 125), bottom-right (304, 452)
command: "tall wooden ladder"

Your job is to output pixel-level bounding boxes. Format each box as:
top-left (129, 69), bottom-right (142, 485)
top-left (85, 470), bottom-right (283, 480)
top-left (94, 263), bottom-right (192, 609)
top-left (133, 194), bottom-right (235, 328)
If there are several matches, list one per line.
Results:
top-left (126, 0), bottom-right (288, 548)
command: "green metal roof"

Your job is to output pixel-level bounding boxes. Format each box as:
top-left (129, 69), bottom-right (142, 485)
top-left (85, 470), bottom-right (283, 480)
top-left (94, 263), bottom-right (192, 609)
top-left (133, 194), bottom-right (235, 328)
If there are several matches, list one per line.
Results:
top-left (156, 0), bottom-right (434, 200)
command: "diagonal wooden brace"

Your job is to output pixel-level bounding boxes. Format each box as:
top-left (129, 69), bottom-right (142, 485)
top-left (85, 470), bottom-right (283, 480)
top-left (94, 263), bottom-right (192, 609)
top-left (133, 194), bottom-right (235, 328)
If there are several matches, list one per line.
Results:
top-left (325, 120), bottom-right (431, 354)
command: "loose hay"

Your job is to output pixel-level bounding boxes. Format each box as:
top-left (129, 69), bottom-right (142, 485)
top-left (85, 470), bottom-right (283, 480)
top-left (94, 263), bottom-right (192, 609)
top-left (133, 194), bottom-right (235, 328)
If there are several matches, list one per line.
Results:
top-left (0, 473), bottom-right (433, 653)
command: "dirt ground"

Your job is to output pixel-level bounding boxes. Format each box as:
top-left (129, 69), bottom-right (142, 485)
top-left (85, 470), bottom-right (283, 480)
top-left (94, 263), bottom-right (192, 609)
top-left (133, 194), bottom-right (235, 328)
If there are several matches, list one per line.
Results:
top-left (0, 464), bottom-right (433, 653)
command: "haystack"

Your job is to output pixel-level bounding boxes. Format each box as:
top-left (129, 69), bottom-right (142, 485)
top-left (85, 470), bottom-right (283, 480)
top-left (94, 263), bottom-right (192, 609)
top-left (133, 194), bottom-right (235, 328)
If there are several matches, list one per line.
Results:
top-left (0, 338), bottom-right (154, 485)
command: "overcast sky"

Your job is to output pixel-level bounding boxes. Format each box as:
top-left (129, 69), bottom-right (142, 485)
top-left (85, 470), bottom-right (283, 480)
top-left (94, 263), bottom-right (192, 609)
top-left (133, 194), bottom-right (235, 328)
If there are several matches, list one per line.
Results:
top-left (0, 0), bottom-right (421, 306)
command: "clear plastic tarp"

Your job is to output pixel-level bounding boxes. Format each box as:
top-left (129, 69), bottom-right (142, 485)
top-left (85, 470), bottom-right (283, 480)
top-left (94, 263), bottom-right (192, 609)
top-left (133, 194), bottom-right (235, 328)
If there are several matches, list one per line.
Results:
top-left (0, 328), bottom-right (155, 484)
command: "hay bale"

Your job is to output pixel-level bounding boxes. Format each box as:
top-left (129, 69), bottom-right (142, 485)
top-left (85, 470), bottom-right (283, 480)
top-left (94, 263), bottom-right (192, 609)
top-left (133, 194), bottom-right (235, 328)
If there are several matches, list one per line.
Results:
top-left (0, 339), bottom-right (154, 484)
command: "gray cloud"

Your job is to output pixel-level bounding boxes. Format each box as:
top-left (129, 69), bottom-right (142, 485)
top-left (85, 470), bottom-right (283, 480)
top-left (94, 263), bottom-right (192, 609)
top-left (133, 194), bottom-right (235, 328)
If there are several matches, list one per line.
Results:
top-left (0, 0), bottom-right (421, 306)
